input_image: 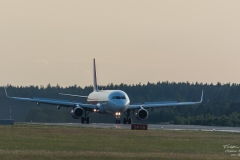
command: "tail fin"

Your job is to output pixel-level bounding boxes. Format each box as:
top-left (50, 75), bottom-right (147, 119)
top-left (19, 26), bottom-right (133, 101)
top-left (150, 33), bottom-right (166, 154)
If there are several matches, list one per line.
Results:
top-left (93, 59), bottom-right (98, 92)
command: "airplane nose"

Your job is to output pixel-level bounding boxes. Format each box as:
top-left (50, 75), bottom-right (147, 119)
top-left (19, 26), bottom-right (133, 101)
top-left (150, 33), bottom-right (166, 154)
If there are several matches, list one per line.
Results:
top-left (112, 100), bottom-right (129, 112)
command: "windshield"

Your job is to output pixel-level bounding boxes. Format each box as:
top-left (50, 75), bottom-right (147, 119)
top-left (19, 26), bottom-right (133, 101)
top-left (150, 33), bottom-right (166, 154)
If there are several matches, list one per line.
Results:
top-left (112, 96), bottom-right (126, 99)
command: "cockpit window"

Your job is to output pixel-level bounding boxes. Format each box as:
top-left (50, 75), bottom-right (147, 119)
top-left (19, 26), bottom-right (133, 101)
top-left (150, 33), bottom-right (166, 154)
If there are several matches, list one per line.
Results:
top-left (112, 96), bottom-right (126, 100)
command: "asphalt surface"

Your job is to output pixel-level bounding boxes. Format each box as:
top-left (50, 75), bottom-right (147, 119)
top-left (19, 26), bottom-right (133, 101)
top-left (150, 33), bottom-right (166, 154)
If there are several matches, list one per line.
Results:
top-left (19, 122), bottom-right (240, 133)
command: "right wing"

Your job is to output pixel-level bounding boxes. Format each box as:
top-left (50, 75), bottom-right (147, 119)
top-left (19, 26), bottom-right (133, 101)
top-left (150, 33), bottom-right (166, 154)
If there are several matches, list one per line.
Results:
top-left (4, 87), bottom-right (97, 109)
top-left (128, 90), bottom-right (203, 110)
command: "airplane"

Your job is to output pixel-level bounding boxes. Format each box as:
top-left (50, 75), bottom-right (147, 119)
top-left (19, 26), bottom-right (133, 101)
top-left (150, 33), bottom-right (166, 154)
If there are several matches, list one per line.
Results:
top-left (4, 59), bottom-right (203, 124)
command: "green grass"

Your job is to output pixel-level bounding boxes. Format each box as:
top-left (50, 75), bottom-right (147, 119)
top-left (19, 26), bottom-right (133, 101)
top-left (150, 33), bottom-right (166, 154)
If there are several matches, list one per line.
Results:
top-left (0, 124), bottom-right (240, 159)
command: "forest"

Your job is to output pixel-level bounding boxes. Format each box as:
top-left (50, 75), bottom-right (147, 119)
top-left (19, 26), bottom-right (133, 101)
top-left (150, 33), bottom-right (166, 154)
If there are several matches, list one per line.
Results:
top-left (1, 81), bottom-right (240, 126)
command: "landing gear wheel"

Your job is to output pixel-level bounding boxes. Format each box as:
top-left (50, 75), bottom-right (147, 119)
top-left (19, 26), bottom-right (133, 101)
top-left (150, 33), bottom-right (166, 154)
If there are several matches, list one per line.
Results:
top-left (86, 117), bottom-right (90, 124)
top-left (123, 118), bottom-right (127, 124)
top-left (116, 119), bottom-right (120, 124)
top-left (123, 109), bottom-right (131, 125)
top-left (81, 117), bottom-right (85, 124)
top-left (80, 108), bottom-right (91, 124)
top-left (128, 118), bottom-right (132, 124)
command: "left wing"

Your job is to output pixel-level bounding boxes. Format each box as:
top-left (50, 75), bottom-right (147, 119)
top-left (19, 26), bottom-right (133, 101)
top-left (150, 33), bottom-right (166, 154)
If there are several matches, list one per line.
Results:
top-left (4, 87), bottom-right (97, 109)
top-left (128, 90), bottom-right (203, 110)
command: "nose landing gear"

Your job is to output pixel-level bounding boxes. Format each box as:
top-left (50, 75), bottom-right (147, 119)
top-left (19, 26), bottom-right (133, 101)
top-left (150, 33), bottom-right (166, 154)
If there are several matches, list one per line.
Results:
top-left (116, 119), bottom-right (120, 124)
top-left (115, 112), bottom-right (121, 124)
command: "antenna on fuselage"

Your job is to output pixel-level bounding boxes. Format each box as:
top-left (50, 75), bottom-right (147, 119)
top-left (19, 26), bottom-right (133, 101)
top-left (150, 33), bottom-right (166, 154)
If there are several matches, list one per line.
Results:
top-left (93, 58), bottom-right (99, 92)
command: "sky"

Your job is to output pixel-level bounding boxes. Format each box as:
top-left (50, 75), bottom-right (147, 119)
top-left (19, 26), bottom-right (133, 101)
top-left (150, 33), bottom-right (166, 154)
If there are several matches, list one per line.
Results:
top-left (0, 0), bottom-right (240, 87)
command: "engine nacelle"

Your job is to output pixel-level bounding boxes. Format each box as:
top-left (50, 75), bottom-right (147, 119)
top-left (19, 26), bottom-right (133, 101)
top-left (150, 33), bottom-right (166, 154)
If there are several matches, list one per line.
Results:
top-left (71, 107), bottom-right (84, 119)
top-left (136, 108), bottom-right (148, 120)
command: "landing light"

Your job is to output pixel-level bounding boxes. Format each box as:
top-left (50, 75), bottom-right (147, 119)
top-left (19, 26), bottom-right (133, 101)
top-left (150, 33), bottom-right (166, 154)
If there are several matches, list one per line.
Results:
top-left (93, 109), bottom-right (97, 112)
top-left (115, 112), bottom-right (121, 116)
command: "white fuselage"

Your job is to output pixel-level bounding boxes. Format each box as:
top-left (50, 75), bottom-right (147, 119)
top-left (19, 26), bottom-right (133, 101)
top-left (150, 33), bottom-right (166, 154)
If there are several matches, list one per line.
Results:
top-left (87, 90), bottom-right (130, 114)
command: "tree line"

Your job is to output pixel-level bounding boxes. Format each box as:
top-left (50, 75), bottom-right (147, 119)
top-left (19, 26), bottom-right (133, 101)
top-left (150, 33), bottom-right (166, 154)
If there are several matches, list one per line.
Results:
top-left (0, 81), bottom-right (240, 126)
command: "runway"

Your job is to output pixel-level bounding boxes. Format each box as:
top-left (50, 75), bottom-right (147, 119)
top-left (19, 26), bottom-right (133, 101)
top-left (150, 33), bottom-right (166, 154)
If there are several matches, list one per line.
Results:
top-left (20, 122), bottom-right (240, 133)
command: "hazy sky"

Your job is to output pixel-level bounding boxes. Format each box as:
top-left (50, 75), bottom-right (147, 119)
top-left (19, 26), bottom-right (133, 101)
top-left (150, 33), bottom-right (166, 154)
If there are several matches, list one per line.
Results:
top-left (1, 1), bottom-right (240, 87)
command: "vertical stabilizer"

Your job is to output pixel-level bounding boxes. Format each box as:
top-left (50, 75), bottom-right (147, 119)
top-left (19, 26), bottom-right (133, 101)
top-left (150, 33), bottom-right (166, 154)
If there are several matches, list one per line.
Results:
top-left (93, 59), bottom-right (98, 92)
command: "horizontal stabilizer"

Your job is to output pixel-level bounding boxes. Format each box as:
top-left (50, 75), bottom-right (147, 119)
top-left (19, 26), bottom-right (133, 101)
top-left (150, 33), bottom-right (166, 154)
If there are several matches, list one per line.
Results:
top-left (59, 93), bottom-right (88, 98)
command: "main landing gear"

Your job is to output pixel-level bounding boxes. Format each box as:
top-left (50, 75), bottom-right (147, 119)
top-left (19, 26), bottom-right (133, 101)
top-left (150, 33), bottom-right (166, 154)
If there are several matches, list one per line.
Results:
top-left (123, 110), bottom-right (132, 124)
top-left (81, 108), bottom-right (91, 124)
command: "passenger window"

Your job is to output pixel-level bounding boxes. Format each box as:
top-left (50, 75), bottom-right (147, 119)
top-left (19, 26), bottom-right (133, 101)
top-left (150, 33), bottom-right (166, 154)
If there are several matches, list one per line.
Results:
top-left (112, 96), bottom-right (116, 99)
top-left (116, 96), bottom-right (120, 99)
top-left (121, 96), bottom-right (126, 99)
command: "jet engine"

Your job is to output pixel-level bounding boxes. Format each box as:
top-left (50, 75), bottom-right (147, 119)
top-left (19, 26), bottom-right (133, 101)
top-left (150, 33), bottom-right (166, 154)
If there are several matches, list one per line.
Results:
top-left (71, 106), bottom-right (84, 119)
top-left (136, 108), bottom-right (148, 120)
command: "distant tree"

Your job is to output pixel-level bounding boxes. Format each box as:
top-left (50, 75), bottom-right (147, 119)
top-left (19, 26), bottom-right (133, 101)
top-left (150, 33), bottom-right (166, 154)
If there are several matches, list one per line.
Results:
top-left (1, 81), bottom-right (240, 126)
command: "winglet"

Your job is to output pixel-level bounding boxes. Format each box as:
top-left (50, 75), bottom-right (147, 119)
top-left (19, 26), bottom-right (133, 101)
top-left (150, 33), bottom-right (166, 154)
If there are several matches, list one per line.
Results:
top-left (198, 90), bottom-right (203, 103)
top-left (4, 86), bottom-right (11, 98)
